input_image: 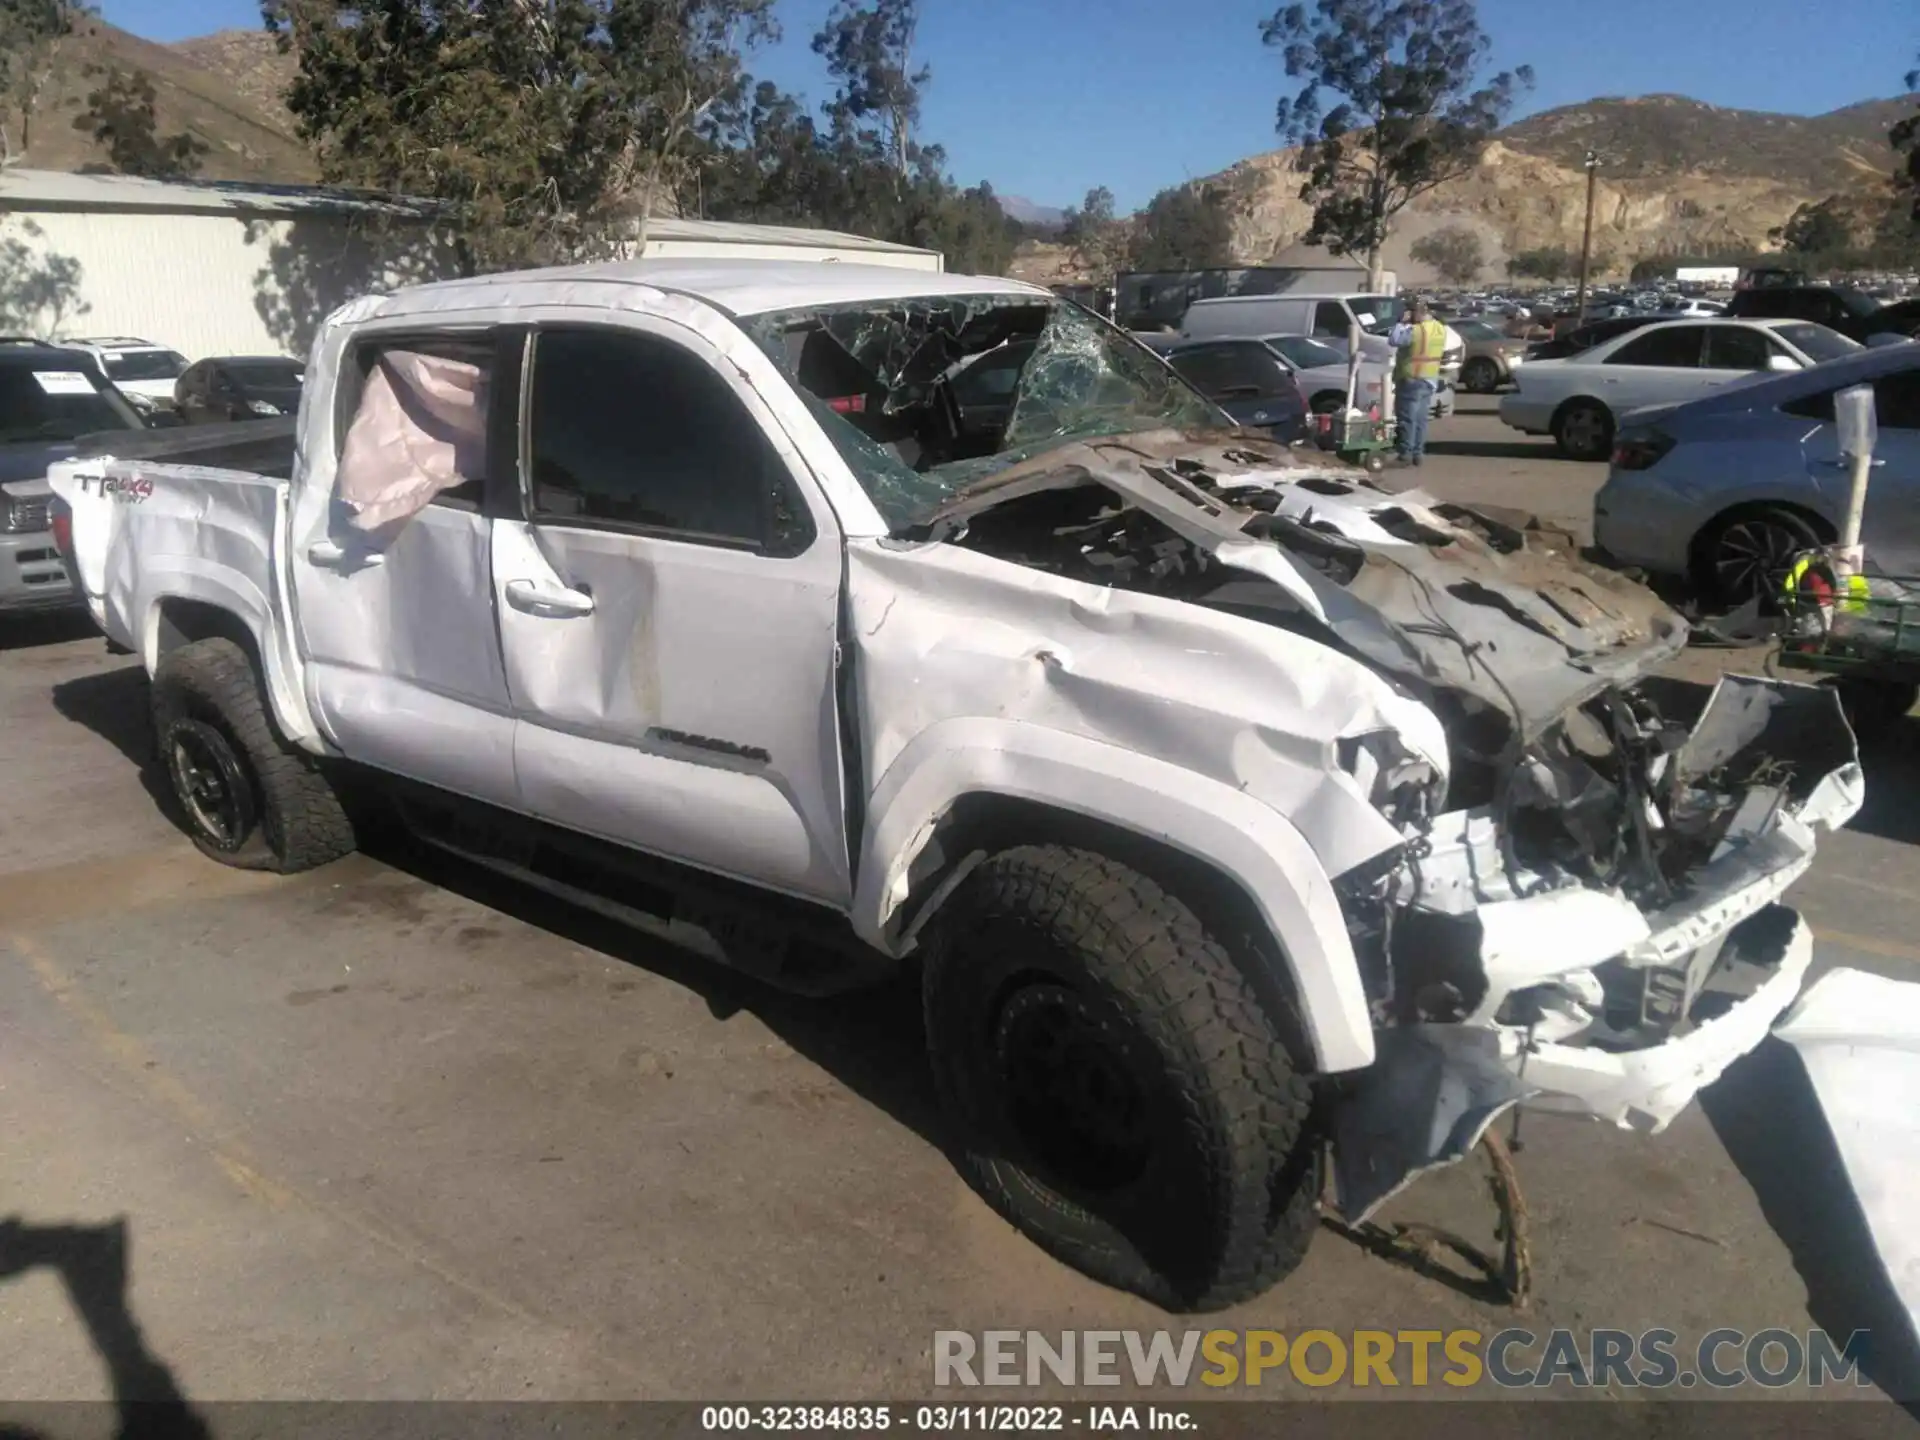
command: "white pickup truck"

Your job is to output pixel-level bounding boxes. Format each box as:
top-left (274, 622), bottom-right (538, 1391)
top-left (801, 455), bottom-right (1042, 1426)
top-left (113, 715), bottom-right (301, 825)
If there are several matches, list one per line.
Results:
top-left (52, 260), bottom-right (1862, 1311)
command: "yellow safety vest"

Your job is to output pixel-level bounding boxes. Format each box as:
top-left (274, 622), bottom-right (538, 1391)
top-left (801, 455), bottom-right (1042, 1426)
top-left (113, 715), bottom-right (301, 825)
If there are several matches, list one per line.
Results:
top-left (1395, 319), bottom-right (1447, 383)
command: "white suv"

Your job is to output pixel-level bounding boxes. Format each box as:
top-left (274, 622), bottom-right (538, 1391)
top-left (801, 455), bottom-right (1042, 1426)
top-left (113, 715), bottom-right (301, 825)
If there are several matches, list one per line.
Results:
top-left (57, 336), bottom-right (190, 414)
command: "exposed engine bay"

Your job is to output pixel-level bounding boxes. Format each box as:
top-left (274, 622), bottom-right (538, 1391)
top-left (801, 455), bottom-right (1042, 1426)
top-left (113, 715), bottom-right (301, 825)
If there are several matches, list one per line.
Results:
top-left (758, 298), bottom-right (1864, 1222)
top-left (913, 432), bottom-right (1864, 1217)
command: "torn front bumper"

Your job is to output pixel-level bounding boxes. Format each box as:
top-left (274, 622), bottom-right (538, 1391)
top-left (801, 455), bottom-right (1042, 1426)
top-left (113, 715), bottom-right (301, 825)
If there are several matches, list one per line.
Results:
top-left (1332, 675), bottom-right (1863, 1223)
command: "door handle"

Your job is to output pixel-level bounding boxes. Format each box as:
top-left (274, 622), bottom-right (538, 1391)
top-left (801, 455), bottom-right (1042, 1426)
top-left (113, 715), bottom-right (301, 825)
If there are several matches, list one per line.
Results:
top-left (307, 539), bottom-right (382, 569)
top-left (505, 578), bottom-right (595, 618)
top-left (1819, 458), bottom-right (1886, 469)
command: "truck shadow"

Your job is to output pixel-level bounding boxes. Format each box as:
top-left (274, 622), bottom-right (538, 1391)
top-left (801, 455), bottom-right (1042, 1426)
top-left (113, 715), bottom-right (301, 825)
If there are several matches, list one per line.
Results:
top-left (0, 1217), bottom-right (211, 1440)
top-left (1701, 1041), bottom-right (1920, 1407)
top-left (0, 612), bottom-right (99, 653)
top-left (50, 661), bottom-right (948, 1154)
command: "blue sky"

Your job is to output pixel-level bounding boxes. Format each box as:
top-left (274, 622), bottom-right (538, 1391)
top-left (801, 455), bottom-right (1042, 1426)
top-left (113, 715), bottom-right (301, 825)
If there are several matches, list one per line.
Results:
top-left (107, 0), bottom-right (1916, 212)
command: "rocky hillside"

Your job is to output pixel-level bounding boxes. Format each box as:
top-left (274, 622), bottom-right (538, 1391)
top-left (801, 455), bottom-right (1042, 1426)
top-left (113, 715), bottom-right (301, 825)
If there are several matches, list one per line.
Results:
top-left (1041, 94), bottom-right (1914, 283)
top-left (14, 21), bottom-right (312, 181)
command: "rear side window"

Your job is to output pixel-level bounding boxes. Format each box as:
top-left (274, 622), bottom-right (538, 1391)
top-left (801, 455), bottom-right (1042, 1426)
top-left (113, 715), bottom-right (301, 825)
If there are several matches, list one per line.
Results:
top-left (525, 328), bottom-right (814, 556)
top-left (336, 333), bottom-right (497, 515)
top-left (1608, 327), bottom-right (1706, 368)
top-left (1782, 371), bottom-right (1920, 428)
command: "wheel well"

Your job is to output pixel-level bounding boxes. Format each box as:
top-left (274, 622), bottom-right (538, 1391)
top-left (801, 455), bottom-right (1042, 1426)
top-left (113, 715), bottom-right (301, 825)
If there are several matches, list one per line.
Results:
top-left (1309, 390), bottom-right (1345, 413)
top-left (894, 794), bottom-right (1312, 1056)
top-left (1687, 501), bottom-right (1834, 572)
top-left (153, 598), bottom-right (259, 667)
top-left (1549, 395), bottom-right (1609, 429)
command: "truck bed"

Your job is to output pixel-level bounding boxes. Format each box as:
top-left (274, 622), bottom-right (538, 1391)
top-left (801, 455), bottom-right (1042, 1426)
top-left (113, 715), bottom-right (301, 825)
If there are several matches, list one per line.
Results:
top-left (74, 418), bottom-right (297, 480)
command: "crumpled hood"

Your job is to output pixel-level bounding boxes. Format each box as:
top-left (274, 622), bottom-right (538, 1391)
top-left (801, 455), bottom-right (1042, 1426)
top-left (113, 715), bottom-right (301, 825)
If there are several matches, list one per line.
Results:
top-left (929, 430), bottom-right (1689, 736)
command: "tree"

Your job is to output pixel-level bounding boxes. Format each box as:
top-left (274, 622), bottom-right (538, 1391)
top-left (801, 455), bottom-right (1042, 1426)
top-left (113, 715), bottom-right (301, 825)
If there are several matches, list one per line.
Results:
top-left (1261, 0), bottom-right (1531, 287)
top-left (1129, 183), bottom-right (1235, 272)
top-left (1, 0), bottom-right (90, 166)
top-left (1508, 246), bottom-right (1574, 282)
top-left (1894, 54), bottom-right (1919, 226)
top-left (1061, 185), bottom-right (1130, 279)
top-left (1409, 223), bottom-right (1482, 284)
top-left (1771, 198), bottom-right (1852, 257)
top-left (810, 0), bottom-right (927, 178)
top-left (264, 0), bottom-right (776, 270)
top-left (72, 68), bottom-right (209, 177)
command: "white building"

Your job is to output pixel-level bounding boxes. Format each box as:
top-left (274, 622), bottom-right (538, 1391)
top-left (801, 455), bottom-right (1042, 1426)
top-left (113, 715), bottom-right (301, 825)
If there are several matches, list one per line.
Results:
top-left (0, 168), bottom-right (942, 364)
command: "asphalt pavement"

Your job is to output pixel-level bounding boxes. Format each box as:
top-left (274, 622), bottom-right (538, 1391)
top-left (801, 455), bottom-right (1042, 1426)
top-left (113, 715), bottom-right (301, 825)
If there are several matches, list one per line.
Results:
top-left (3, 398), bottom-right (1918, 1415)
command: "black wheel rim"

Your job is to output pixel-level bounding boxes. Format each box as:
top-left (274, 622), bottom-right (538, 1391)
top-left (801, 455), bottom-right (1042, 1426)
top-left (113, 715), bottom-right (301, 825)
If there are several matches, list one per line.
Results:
top-left (993, 983), bottom-right (1155, 1193)
top-left (167, 719), bottom-right (255, 851)
top-left (1561, 406), bottom-right (1606, 456)
top-left (1714, 520), bottom-right (1805, 606)
top-left (1466, 359), bottom-right (1497, 391)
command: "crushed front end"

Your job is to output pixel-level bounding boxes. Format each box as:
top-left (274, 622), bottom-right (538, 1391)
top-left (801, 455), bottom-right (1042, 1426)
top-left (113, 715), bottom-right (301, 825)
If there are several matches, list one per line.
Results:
top-left (922, 432), bottom-right (1864, 1221)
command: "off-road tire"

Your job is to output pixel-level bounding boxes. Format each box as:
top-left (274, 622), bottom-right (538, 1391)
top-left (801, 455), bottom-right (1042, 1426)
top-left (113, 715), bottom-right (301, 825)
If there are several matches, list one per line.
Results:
top-left (921, 845), bottom-right (1320, 1312)
top-left (151, 637), bottom-right (355, 873)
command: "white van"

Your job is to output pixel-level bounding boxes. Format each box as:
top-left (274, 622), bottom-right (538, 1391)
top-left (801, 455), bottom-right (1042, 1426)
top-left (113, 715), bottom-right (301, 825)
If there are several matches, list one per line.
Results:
top-left (1180, 293), bottom-right (1464, 393)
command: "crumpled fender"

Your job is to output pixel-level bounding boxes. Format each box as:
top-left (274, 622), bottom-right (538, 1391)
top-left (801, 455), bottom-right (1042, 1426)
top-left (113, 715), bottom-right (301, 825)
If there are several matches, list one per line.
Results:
top-left (852, 716), bottom-right (1377, 1074)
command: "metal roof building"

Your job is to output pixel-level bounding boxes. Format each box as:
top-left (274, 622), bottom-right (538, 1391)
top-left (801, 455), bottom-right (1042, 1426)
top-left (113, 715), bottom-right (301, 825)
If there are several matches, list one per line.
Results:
top-left (0, 169), bottom-right (941, 363)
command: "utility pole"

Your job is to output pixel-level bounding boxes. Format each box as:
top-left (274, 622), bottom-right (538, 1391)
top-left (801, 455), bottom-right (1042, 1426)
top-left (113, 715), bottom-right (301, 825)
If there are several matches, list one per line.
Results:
top-left (1575, 149), bottom-right (1601, 325)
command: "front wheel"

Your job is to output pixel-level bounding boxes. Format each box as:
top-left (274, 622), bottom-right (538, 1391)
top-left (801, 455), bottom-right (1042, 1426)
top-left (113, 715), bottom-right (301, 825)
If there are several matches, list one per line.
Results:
top-left (1461, 357), bottom-right (1501, 394)
top-left (1552, 399), bottom-right (1614, 461)
top-left (151, 637), bottom-right (356, 872)
top-left (921, 846), bottom-right (1320, 1311)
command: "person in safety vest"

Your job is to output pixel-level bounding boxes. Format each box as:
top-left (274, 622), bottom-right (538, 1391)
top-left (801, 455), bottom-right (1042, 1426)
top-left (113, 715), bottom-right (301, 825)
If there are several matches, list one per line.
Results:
top-left (1389, 295), bottom-right (1448, 466)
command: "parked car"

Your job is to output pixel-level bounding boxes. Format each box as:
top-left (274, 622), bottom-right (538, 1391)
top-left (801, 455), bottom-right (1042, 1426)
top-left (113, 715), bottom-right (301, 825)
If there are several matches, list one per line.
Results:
top-left (1861, 296), bottom-right (1920, 342)
top-left (1499, 318), bottom-right (1862, 461)
top-left (1161, 339), bottom-right (1309, 443)
top-left (1451, 319), bottom-right (1531, 393)
top-left (56, 336), bottom-right (189, 415)
top-left (49, 259), bottom-right (1863, 1309)
top-left (1595, 344), bottom-right (1920, 608)
top-left (1179, 292), bottom-right (1466, 395)
top-left (1259, 333), bottom-right (1447, 420)
top-left (1, 341), bottom-right (144, 613)
top-left (174, 356), bottom-right (306, 424)
top-left (1722, 286), bottom-right (1887, 343)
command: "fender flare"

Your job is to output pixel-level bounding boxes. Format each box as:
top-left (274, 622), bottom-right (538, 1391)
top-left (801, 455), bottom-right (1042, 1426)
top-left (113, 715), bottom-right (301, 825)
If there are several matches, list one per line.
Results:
top-left (140, 564), bottom-right (321, 752)
top-left (853, 717), bottom-right (1377, 1074)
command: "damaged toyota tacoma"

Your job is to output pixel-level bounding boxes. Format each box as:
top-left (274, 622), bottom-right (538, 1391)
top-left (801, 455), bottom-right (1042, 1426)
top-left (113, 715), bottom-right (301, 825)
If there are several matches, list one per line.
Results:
top-left (49, 263), bottom-right (1863, 1312)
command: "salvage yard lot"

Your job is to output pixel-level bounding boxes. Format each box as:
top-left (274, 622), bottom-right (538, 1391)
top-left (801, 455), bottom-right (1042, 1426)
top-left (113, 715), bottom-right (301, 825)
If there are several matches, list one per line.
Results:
top-left (3, 397), bottom-right (1918, 1408)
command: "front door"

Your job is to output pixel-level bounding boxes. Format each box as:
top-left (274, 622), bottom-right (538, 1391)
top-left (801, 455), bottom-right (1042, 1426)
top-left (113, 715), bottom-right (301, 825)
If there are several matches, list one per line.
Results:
top-left (289, 327), bottom-right (519, 808)
top-left (493, 320), bottom-right (850, 905)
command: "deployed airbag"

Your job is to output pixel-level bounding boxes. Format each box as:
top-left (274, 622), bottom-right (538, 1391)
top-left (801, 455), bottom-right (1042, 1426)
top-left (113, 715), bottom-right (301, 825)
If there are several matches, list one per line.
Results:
top-left (335, 351), bottom-right (488, 535)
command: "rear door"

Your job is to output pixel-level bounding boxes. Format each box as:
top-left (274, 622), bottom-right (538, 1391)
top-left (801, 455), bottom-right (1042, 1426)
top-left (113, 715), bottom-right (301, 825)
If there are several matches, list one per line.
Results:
top-left (1794, 368), bottom-right (1920, 568)
top-left (1702, 325), bottom-right (1777, 388)
top-left (494, 319), bottom-right (850, 904)
top-left (1600, 324), bottom-right (1714, 409)
top-left (289, 327), bottom-right (520, 807)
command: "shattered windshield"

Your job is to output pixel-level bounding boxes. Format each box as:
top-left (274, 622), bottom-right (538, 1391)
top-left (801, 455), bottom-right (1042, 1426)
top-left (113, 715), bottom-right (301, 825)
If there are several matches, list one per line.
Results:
top-left (746, 294), bottom-right (1224, 530)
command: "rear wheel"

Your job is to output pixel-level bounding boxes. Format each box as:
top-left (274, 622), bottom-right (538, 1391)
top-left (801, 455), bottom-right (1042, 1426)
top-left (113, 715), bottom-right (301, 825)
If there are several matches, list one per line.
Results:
top-left (1693, 505), bottom-right (1825, 611)
top-left (921, 846), bottom-right (1320, 1311)
top-left (1461, 357), bottom-right (1501, 394)
top-left (151, 637), bottom-right (355, 872)
top-left (1552, 399), bottom-right (1614, 461)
